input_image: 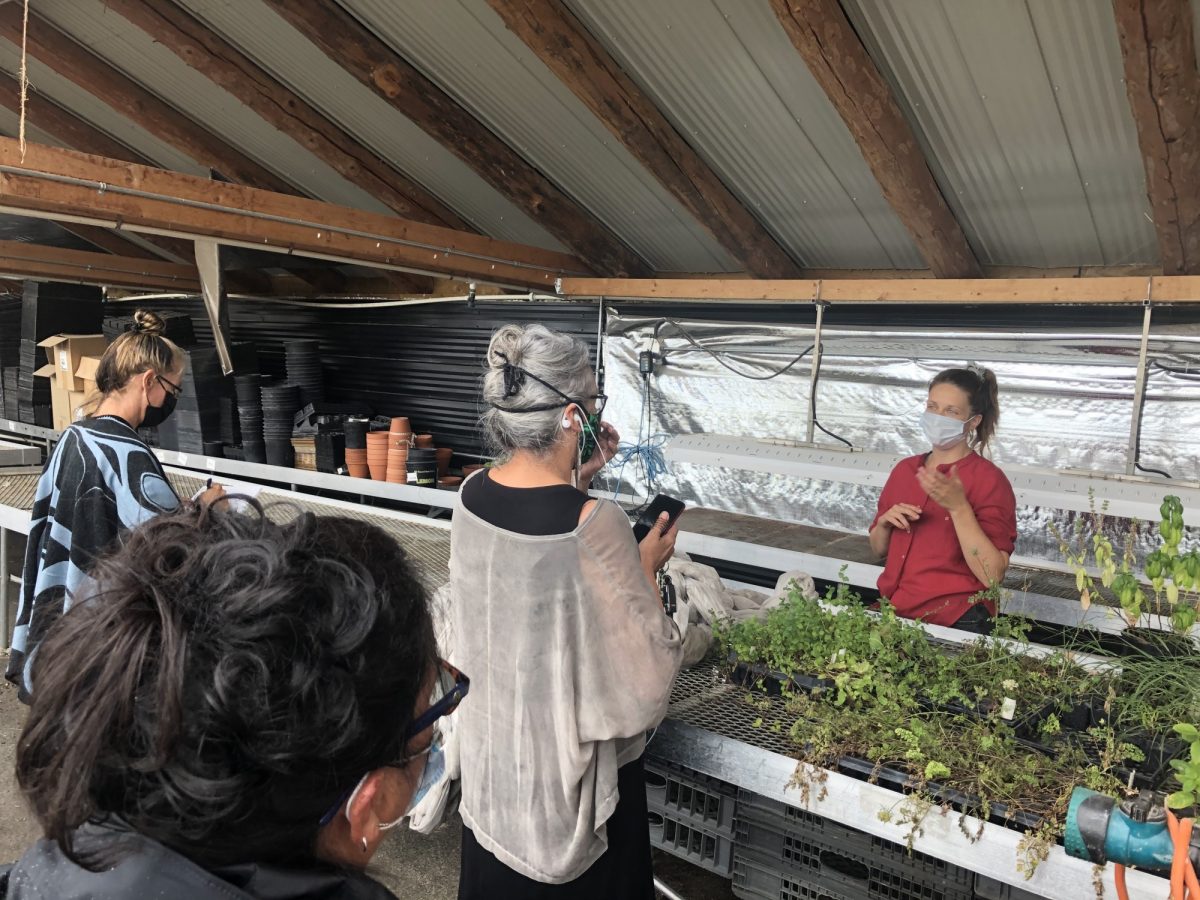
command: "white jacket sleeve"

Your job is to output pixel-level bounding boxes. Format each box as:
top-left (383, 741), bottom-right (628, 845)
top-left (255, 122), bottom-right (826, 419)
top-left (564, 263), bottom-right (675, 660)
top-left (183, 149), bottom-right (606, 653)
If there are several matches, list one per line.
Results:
top-left (573, 501), bottom-right (683, 744)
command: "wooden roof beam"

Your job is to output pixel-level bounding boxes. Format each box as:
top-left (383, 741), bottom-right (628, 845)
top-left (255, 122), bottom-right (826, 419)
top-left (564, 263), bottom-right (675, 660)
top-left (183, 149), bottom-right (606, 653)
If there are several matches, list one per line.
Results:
top-left (0, 240), bottom-right (202, 291)
top-left (487, 0), bottom-right (800, 278)
top-left (1112, 0), bottom-right (1200, 275)
top-left (0, 6), bottom-right (297, 194)
top-left (102, 0), bottom-right (472, 232)
top-left (0, 140), bottom-right (590, 289)
top-left (0, 71), bottom-right (195, 263)
top-left (259, 0), bottom-right (649, 278)
top-left (557, 275), bottom-right (1200, 304)
top-left (769, 0), bottom-right (982, 279)
top-left (0, 70), bottom-right (407, 291)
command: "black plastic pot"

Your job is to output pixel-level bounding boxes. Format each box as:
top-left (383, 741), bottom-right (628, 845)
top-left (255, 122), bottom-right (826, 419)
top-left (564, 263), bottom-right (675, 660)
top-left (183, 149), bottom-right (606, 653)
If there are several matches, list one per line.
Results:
top-left (1116, 627), bottom-right (1197, 661)
top-left (265, 439), bottom-right (294, 468)
top-left (1014, 695), bottom-right (1186, 791)
top-left (407, 448), bottom-right (438, 487)
top-left (344, 418), bottom-right (368, 450)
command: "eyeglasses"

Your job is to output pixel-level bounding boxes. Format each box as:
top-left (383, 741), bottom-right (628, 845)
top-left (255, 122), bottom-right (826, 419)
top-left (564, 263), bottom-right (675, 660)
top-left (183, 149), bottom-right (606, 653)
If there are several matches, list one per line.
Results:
top-left (589, 394), bottom-right (608, 417)
top-left (399, 660), bottom-right (469, 748)
top-left (156, 374), bottom-right (182, 398)
top-left (316, 659), bottom-right (469, 826)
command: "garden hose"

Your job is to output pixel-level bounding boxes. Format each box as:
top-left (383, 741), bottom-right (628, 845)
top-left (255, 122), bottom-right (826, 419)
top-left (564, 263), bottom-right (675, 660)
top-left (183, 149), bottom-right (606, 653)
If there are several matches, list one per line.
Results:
top-left (1066, 788), bottom-right (1200, 898)
top-left (1075, 796), bottom-right (1200, 900)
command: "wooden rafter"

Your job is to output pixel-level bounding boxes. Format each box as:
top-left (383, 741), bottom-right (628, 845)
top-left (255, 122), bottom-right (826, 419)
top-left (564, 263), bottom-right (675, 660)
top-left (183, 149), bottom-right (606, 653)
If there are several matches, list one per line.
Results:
top-left (0, 72), bottom-right (194, 263)
top-left (0, 6), bottom-right (296, 194)
top-left (1112, 0), bottom-right (1200, 275)
top-left (486, 0), bottom-right (800, 278)
top-left (0, 241), bottom-right (202, 291)
top-left (0, 69), bottom-right (418, 293)
top-left (768, 0), bottom-right (981, 279)
top-left (102, 0), bottom-right (472, 232)
top-left (0, 241), bottom-right (305, 296)
top-left (258, 0), bottom-right (648, 278)
top-left (0, 141), bottom-right (590, 289)
top-left (557, 276), bottom-right (1198, 304)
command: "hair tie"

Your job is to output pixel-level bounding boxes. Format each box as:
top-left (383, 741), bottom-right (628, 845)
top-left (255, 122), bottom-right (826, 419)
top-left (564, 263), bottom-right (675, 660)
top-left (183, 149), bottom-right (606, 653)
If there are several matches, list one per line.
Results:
top-left (495, 351), bottom-right (526, 399)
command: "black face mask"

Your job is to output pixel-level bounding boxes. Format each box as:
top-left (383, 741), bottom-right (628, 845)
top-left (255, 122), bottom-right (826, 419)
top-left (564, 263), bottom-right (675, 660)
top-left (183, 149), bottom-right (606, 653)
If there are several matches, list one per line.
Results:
top-left (141, 385), bottom-right (177, 429)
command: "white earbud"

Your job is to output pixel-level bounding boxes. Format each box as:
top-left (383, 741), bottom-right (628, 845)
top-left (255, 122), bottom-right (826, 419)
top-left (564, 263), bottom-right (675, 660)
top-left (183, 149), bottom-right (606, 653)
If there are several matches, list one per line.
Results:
top-left (561, 415), bottom-right (572, 429)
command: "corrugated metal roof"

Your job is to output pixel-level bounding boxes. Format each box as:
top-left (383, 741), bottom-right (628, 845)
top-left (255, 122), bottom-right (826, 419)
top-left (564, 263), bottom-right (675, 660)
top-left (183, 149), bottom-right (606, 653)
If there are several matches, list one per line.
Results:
top-left (565, 0), bottom-right (923, 270)
top-left (0, 105), bottom-right (59, 153)
top-left (340, 0), bottom-right (740, 273)
top-left (843, 0), bottom-right (1157, 268)
top-left (33, 0), bottom-right (396, 214)
top-left (174, 0), bottom-right (569, 253)
top-left (0, 42), bottom-right (205, 176)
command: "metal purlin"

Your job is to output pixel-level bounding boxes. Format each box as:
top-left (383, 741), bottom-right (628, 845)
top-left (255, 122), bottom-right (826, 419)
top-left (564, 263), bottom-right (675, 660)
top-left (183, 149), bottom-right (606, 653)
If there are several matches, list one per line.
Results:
top-left (805, 279), bottom-right (825, 445)
top-left (1126, 278), bottom-right (1154, 476)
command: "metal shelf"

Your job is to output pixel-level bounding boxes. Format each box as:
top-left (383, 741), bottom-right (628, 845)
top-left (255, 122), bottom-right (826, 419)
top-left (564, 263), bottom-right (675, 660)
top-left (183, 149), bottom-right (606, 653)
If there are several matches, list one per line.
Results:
top-left (651, 710), bottom-right (1163, 900)
top-left (0, 420), bottom-right (59, 442)
top-left (154, 449), bottom-right (458, 510)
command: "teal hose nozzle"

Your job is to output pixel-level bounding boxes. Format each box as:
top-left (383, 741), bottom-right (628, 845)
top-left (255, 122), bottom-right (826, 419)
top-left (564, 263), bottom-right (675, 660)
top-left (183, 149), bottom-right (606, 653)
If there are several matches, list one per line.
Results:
top-left (1065, 787), bottom-right (1190, 872)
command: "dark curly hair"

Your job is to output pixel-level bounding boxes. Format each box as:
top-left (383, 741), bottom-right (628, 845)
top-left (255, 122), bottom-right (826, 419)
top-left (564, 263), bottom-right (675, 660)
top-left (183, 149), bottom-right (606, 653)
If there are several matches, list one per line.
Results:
top-left (15, 501), bottom-right (437, 870)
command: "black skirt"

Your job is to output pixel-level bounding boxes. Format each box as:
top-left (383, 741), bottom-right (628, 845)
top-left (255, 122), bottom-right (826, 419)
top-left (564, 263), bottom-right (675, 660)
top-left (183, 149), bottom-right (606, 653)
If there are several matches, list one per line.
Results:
top-left (457, 756), bottom-right (654, 900)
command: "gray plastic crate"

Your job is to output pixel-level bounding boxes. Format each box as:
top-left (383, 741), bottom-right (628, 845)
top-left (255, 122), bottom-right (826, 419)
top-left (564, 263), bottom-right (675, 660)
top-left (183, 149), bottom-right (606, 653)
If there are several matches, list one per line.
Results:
top-left (733, 849), bottom-right (858, 900)
top-left (645, 758), bottom-right (737, 837)
top-left (734, 811), bottom-right (974, 900)
top-left (736, 788), bottom-right (828, 833)
top-left (973, 874), bottom-right (1051, 900)
top-left (648, 806), bottom-right (735, 877)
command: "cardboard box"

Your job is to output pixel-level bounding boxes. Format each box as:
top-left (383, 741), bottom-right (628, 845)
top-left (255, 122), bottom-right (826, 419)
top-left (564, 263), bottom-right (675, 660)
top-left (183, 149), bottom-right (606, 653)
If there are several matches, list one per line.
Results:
top-left (37, 334), bottom-right (108, 393)
top-left (33, 363), bottom-right (89, 431)
top-left (75, 355), bottom-right (101, 387)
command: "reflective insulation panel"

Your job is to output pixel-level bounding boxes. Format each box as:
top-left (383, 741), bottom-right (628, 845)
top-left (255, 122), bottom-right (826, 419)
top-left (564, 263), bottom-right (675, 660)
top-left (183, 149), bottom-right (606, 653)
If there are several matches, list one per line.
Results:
top-left (599, 309), bottom-right (1200, 565)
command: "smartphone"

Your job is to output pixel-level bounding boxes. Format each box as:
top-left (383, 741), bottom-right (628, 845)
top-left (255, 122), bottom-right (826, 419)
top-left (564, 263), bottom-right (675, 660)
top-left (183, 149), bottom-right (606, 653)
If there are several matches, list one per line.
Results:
top-left (633, 494), bottom-right (686, 543)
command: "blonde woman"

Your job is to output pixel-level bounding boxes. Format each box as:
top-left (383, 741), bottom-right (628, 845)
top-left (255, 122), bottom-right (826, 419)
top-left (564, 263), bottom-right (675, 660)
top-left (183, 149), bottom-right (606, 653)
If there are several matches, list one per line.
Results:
top-left (6, 310), bottom-right (222, 700)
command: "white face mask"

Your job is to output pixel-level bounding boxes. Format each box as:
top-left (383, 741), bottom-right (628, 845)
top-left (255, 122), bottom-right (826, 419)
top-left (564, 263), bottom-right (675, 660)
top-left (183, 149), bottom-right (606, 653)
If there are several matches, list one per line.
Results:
top-left (344, 734), bottom-right (445, 832)
top-left (921, 411), bottom-right (968, 450)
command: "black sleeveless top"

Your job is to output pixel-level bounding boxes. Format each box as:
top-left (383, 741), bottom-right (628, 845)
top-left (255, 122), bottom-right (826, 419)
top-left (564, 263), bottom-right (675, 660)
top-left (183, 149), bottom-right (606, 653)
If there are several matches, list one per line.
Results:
top-left (459, 469), bottom-right (590, 536)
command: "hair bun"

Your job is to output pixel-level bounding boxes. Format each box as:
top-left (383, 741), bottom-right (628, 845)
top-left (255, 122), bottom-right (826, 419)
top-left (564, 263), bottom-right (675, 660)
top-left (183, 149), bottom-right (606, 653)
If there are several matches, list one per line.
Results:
top-left (132, 309), bottom-right (166, 337)
top-left (486, 324), bottom-right (526, 369)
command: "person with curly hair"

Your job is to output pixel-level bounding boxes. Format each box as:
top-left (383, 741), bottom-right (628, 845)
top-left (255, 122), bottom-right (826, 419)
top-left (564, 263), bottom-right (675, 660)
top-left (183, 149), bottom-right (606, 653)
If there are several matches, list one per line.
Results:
top-left (0, 501), bottom-right (459, 900)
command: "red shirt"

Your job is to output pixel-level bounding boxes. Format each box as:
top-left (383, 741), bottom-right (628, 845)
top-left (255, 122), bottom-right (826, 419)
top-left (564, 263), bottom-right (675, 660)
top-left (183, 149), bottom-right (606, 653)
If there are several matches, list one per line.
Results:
top-left (870, 452), bottom-right (1017, 626)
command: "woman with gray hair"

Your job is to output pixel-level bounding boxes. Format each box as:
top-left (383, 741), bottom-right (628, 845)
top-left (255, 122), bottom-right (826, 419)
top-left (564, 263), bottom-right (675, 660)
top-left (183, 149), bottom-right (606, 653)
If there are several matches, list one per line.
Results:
top-left (451, 324), bottom-right (682, 898)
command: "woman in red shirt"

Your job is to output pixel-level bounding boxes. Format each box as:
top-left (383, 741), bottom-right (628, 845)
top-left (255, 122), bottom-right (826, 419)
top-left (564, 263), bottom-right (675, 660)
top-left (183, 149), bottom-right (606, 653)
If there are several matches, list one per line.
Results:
top-left (868, 366), bottom-right (1017, 633)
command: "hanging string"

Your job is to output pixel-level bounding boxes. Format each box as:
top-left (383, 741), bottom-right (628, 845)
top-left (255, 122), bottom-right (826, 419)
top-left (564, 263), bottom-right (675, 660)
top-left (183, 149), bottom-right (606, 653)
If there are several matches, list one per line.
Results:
top-left (17, 0), bottom-right (30, 161)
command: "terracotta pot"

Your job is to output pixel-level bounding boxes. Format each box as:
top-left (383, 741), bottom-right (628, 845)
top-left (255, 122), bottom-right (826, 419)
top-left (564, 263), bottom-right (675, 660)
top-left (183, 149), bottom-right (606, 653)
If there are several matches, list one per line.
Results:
top-left (439, 475), bottom-right (463, 489)
top-left (462, 464), bottom-right (485, 477)
top-left (414, 433), bottom-right (434, 449)
top-left (435, 448), bottom-right (453, 477)
top-left (368, 458), bottom-right (387, 481)
top-left (389, 416), bottom-right (410, 434)
top-left (348, 465), bottom-right (369, 479)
